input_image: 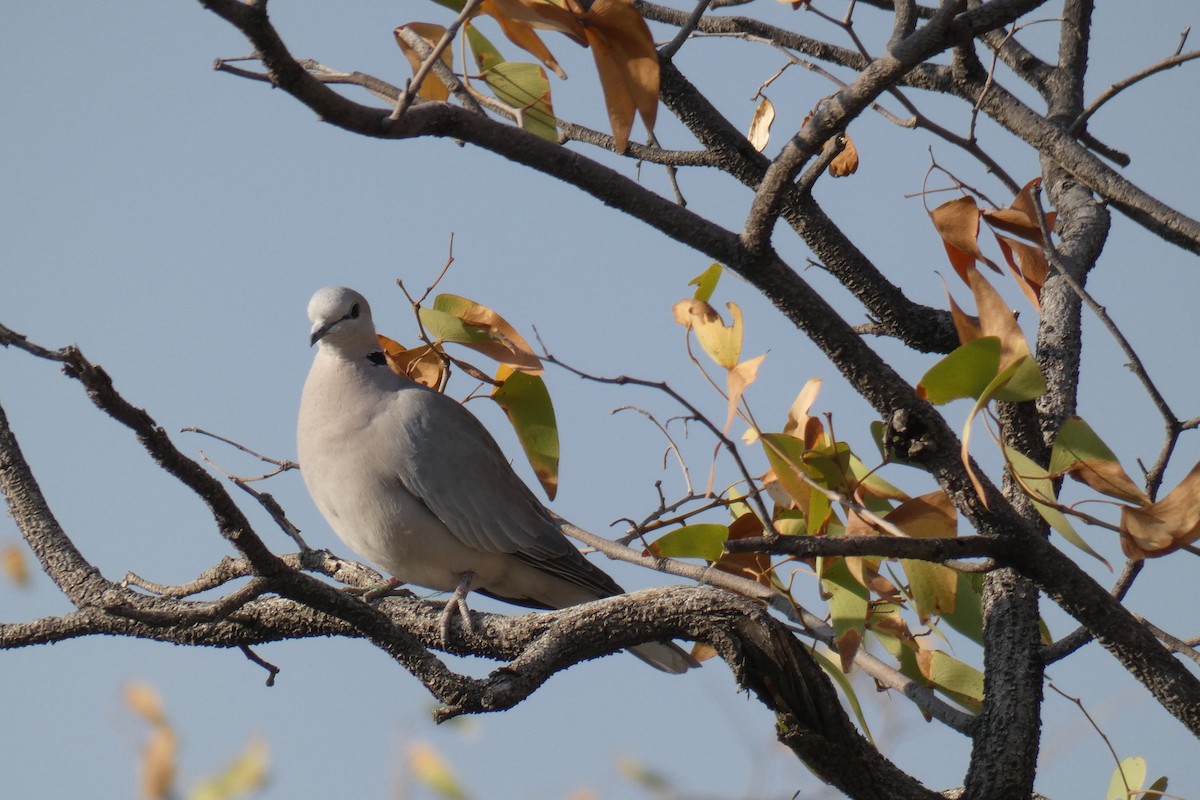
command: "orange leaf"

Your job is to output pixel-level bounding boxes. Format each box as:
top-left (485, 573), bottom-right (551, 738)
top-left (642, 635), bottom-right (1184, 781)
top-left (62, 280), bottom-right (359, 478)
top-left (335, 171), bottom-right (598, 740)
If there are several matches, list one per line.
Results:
top-left (570, 0), bottom-right (658, 151)
top-left (1119, 461), bottom-right (1200, 559)
top-left (378, 334), bottom-right (445, 388)
top-left (930, 196), bottom-right (1000, 281)
top-left (828, 132), bottom-right (859, 177)
top-left (485, 0), bottom-right (586, 45)
top-left (394, 23), bottom-right (453, 101)
top-left (1, 542), bottom-right (29, 586)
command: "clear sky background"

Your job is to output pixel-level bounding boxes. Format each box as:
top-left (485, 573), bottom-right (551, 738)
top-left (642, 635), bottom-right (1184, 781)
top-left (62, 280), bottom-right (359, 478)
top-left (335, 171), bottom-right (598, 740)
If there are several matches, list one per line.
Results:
top-left (2, 2), bottom-right (1198, 798)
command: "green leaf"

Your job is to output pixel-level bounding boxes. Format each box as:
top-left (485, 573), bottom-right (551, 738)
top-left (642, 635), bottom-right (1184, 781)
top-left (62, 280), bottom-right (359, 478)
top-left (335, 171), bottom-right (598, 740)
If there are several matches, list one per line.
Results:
top-left (1004, 446), bottom-right (1111, 569)
top-left (1106, 756), bottom-right (1147, 800)
top-left (648, 524), bottom-right (729, 561)
top-left (419, 306), bottom-right (495, 346)
top-left (762, 433), bottom-right (832, 534)
top-left (918, 337), bottom-right (1001, 404)
top-left (939, 572), bottom-right (984, 645)
top-left (1050, 416), bottom-right (1150, 505)
top-left (811, 648), bottom-right (874, 744)
top-left (987, 353), bottom-right (1046, 403)
top-left (482, 62), bottom-right (557, 142)
top-left (821, 558), bottom-right (868, 672)
top-left (491, 366), bottom-right (559, 500)
top-left (689, 263), bottom-right (723, 303)
top-left (920, 650), bottom-right (984, 713)
top-left (901, 558), bottom-right (958, 623)
top-left (465, 22), bottom-right (505, 73)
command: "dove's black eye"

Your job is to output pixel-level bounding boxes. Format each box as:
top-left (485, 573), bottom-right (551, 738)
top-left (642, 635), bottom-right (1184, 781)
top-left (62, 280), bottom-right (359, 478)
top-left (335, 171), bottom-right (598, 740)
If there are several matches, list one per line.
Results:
top-left (349, 303), bottom-right (361, 319)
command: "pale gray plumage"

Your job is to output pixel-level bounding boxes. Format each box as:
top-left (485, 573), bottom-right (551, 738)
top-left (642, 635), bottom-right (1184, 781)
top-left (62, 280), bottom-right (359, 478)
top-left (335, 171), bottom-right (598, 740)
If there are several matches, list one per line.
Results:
top-left (297, 286), bottom-right (697, 673)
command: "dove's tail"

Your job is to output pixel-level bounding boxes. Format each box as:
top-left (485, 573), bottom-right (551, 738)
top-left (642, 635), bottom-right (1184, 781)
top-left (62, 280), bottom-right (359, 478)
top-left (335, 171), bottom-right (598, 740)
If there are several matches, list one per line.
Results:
top-left (628, 641), bottom-right (701, 674)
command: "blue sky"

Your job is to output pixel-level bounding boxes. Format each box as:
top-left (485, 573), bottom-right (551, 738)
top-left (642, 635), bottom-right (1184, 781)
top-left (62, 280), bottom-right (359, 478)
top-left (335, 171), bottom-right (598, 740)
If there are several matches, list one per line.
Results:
top-left (3, 2), bottom-right (1199, 798)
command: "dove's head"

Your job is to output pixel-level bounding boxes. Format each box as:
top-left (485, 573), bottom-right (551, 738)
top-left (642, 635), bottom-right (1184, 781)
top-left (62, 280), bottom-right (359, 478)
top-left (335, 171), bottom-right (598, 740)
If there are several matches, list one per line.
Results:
top-left (307, 287), bottom-right (378, 352)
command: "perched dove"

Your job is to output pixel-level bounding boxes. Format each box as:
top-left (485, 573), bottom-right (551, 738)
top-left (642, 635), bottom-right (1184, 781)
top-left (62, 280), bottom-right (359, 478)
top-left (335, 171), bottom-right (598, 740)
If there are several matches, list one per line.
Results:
top-left (297, 286), bottom-right (697, 673)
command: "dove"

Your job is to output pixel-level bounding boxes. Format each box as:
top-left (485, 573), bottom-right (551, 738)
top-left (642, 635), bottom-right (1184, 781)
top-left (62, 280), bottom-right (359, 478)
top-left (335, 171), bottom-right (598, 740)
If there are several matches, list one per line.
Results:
top-left (297, 286), bottom-right (697, 673)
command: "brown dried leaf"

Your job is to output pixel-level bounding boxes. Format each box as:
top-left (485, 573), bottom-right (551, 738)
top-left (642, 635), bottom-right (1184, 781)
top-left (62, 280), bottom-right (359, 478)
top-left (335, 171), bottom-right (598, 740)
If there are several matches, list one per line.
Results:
top-left (982, 177), bottom-right (1056, 243)
top-left (713, 512), bottom-right (776, 587)
top-left (378, 334), bottom-right (445, 389)
top-left (394, 23), bottom-right (453, 101)
top-left (994, 233), bottom-right (1047, 309)
top-left (1119, 461), bottom-right (1200, 559)
top-left (884, 490), bottom-right (957, 538)
top-left (968, 267), bottom-right (1031, 371)
top-left (828, 132), bottom-right (859, 177)
top-left (930, 196), bottom-right (1000, 281)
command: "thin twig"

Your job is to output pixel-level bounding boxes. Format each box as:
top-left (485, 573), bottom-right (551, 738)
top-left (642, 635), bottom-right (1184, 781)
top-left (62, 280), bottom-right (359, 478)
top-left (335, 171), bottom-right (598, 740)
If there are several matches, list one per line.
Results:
top-left (391, 0), bottom-right (488, 120)
top-left (241, 644), bottom-right (281, 686)
top-left (1030, 188), bottom-right (1182, 500)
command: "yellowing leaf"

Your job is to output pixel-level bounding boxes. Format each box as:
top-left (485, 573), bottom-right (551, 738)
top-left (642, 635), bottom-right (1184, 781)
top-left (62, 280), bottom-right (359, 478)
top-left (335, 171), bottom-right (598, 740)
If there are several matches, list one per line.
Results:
top-left (142, 726), bottom-right (178, 800)
top-left (646, 523), bottom-right (728, 561)
top-left (408, 742), bottom-right (468, 800)
top-left (125, 683), bottom-right (176, 800)
top-left (569, 0), bottom-right (659, 151)
top-left (725, 353), bottom-right (765, 432)
top-left (492, 364), bottom-right (559, 500)
top-left (483, 61), bottom-right (558, 142)
top-left (675, 299), bottom-right (743, 369)
top-left (828, 132), bottom-right (859, 177)
top-left (1, 541), bottom-right (30, 586)
top-left (189, 738), bottom-right (270, 800)
top-left (916, 650), bottom-right (984, 713)
top-left (1049, 416), bottom-right (1150, 505)
top-left (930, 196), bottom-right (999, 282)
top-left (747, 96), bottom-right (775, 152)
top-left (783, 377), bottom-right (824, 445)
top-left (1106, 756), bottom-right (1148, 800)
top-left (1119, 460), bottom-right (1200, 559)
top-left (422, 294), bottom-right (543, 373)
top-left (394, 23), bottom-right (454, 101)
